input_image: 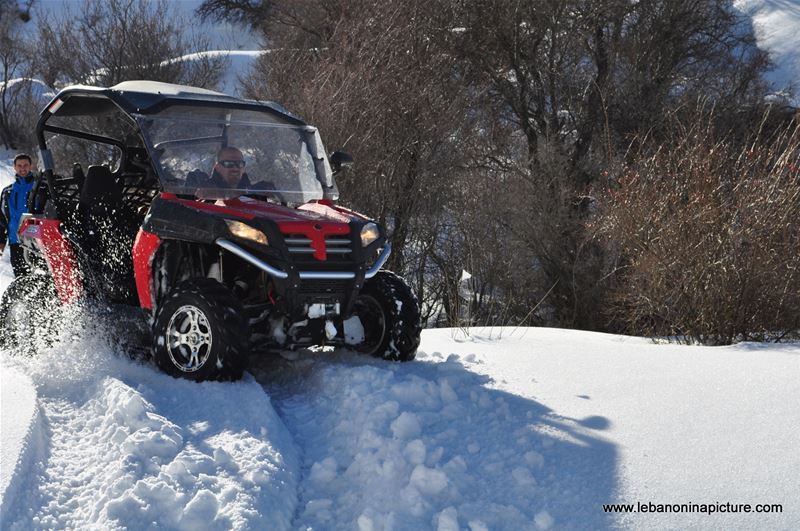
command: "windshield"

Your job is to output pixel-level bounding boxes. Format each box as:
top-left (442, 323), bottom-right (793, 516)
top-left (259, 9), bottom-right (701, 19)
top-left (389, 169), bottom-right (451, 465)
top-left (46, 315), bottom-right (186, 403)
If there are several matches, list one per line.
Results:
top-left (136, 107), bottom-right (337, 203)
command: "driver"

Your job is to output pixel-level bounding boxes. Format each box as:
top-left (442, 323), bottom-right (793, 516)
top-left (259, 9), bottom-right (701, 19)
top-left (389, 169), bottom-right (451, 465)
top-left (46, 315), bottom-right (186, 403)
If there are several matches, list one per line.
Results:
top-left (210, 147), bottom-right (251, 188)
top-left (186, 147), bottom-right (278, 199)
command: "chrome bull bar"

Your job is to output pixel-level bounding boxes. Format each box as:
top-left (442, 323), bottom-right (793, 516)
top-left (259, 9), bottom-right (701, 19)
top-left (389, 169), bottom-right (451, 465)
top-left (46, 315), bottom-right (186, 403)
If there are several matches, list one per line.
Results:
top-left (215, 239), bottom-right (391, 280)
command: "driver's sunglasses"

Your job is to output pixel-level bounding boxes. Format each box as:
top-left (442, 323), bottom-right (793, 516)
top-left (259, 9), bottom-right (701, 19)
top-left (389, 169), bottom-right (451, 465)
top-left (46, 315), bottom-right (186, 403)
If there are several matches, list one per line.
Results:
top-left (219, 159), bottom-right (246, 169)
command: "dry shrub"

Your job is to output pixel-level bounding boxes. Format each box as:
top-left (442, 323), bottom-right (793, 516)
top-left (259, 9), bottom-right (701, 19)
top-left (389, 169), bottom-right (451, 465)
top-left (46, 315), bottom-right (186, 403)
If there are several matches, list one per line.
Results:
top-left (601, 110), bottom-right (800, 344)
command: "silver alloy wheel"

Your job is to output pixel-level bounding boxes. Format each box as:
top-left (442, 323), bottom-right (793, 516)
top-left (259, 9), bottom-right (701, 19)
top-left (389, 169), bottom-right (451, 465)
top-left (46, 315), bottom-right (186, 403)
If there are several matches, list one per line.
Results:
top-left (166, 304), bottom-right (213, 372)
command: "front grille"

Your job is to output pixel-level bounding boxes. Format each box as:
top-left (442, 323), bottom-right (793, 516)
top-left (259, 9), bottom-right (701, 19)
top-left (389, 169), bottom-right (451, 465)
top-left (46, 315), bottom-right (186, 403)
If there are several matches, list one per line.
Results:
top-left (285, 234), bottom-right (353, 261)
top-left (297, 279), bottom-right (350, 295)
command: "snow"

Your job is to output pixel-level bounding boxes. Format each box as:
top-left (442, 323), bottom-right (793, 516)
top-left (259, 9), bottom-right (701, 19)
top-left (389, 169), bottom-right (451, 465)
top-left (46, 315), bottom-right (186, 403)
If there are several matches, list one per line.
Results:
top-left (0, 150), bottom-right (18, 188)
top-left (0, 176), bottom-right (796, 528)
top-left (0, 366), bottom-right (40, 518)
top-left (168, 50), bottom-right (266, 97)
top-left (2, 314), bottom-right (798, 529)
top-left (0, 338), bottom-right (299, 530)
top-left (735, 0), bottom-right (800, 101)
top-left (0, 78), bottom-right (56, 106)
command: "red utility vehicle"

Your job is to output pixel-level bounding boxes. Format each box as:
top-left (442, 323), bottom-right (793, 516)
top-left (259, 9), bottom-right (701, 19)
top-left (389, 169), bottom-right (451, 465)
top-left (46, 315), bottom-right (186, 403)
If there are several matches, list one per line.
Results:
top-left (0, 81), bottom-right (421, 380)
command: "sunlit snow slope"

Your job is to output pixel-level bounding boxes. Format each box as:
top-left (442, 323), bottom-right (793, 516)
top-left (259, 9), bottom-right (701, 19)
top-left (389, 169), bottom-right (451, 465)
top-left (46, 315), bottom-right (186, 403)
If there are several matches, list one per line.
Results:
top-left (736, 0), bottom-right (800, 99)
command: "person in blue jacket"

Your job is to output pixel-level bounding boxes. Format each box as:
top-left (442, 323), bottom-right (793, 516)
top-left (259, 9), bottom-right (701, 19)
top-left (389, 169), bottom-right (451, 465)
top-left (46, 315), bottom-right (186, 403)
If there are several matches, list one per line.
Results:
top-left (0, 153), bottom-right (35, 277)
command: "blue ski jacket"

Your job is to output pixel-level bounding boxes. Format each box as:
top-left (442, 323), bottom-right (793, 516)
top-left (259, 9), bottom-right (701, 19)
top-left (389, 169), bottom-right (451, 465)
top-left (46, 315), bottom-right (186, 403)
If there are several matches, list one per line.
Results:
top-left (0, 173), bottom-right (35, 245)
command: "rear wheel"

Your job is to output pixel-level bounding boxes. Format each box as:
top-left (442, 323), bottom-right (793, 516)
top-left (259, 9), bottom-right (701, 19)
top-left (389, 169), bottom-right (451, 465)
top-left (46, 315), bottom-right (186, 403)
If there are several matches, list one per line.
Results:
top-left (0, 274), bottom-right (60, 355)
top-left (152, 279), bottom-right (249, 381)
top-left (350, 271), bottom-right (421, 361)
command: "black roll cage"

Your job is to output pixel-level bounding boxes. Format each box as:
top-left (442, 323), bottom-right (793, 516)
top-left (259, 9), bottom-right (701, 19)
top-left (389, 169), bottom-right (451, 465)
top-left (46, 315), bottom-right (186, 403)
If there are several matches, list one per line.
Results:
top-left (42, 124), bottom-right (126, 152)
top-left (34, 81), bottom-right (307, 217)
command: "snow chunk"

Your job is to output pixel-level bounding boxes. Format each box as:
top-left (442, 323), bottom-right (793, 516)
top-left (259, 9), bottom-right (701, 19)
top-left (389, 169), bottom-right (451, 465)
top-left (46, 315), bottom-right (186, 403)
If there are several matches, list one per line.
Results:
top-left (524, 450), bottom-right (545, 468)
top-left (307, 303), bottom-right (326, 319)
top-left (343, 316), bottom-right (365, 345)
top-left (325, 319), bottom-right (338, 341)
top-left (390, 412), bottom-right (422, 440)
top-left (534, 510), bottom-right (554, 530)
top-left (512, 466), bottom-right (537, 487)
top-left (309, 456), bottom-right (338, 485)
top-left (439, 379), bottom-right (458, 403)
top-left (179, 489), bottom-right (220, 530)
top-left (409, 465), bottom-right (449, 496)
top-left (357, 512), bottom-right (375, 531)
top-left (435, 506), bottom-right (459, 531)
top-left (270, 317), bottom-right (287, 345)
top-left (403, 439), bottom-right (427, 465)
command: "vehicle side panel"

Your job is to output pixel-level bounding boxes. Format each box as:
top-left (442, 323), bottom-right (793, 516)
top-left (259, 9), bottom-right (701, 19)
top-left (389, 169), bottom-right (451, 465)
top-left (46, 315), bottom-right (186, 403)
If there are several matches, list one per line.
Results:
top-left (19, 217), bottom-right (82, 303)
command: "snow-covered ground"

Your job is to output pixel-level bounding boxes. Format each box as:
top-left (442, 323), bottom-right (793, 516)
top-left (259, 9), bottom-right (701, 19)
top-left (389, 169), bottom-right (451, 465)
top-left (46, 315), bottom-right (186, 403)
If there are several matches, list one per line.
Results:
top-left (1, 285), bottom-right (798, 530)
top-left (0, 151), bottom-right (18, 188)
top-left (168, 50), bottom-right (266, 97)
top-left (34, 0), bottom-right (259, 52)
top-left (736, 0), bottom-right (800, 100)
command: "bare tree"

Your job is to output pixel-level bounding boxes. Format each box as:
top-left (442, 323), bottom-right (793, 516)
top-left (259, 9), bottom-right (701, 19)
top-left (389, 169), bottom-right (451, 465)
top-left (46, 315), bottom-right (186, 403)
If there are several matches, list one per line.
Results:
top-left (236, 0), bottom-right (488, 317)
top-left (0, 0), bottom-right (33, 23)
top-left (201, 0), bottom-right (779, 333)
top-left (0, 2), bottom-right (36, 149)
top-left (34, 0), bottom-right (224, 89)
top-left (600, 106), bottom-right (800, 343)
top-left (199, 0), bottom-right (343, 48)
top-left (438, 0), bottom-right (771, 329)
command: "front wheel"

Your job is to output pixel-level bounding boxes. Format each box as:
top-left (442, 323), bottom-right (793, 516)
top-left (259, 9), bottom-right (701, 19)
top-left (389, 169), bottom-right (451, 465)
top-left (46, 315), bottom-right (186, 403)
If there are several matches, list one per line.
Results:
top-left (349, 271), bottom-right (421, 361)
top-left (152, 279), bottom-right (249, 381)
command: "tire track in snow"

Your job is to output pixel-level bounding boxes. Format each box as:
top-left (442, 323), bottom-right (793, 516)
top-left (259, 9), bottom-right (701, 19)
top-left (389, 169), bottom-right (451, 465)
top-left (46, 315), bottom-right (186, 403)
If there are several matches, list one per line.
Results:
top-left (2, 335), bottom-right (300, 530)
top-left (8, 396), bottom-right (117, 529)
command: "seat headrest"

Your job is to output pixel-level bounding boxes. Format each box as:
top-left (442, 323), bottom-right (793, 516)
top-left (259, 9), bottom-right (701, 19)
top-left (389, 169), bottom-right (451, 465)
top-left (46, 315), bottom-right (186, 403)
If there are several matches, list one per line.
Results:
top-left (80, 165), bottom-right (122, 206)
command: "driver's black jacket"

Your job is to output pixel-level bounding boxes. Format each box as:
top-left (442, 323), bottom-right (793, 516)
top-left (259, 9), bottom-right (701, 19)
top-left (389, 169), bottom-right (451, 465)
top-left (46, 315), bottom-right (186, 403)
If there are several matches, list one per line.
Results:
top-left (186, 169), bottom-right (252, 189)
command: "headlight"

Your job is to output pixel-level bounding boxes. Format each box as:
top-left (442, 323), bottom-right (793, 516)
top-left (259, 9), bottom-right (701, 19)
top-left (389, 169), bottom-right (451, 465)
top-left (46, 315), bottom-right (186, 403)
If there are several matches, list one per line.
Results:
top-left (225, 220), bottom-right (269, 246)
top-left (360, 222), bottom-right (380, 247)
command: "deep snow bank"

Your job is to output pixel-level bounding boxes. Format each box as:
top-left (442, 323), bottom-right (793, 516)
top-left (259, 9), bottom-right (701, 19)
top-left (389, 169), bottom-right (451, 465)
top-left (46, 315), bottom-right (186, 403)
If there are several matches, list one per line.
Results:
top-left (252, 328), bottom-right (800, 530)
top-left (423, 328), bottom-right (800, 530)
top-left (1, 326), bottom-right (299, 530)
top-left (2, 319), bottom-right (798, 529)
